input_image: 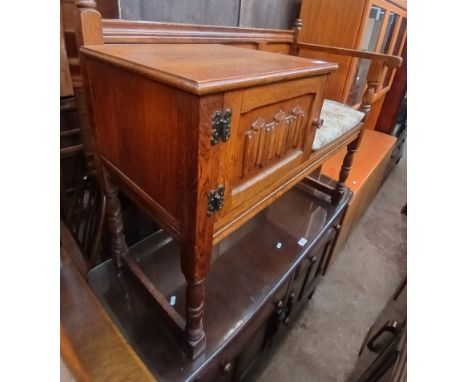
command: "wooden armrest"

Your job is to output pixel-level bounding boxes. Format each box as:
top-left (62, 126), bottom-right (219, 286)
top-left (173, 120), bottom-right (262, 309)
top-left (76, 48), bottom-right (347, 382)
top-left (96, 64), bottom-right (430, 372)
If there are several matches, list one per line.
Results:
top-left (297, 42), bottom-right (402, 69)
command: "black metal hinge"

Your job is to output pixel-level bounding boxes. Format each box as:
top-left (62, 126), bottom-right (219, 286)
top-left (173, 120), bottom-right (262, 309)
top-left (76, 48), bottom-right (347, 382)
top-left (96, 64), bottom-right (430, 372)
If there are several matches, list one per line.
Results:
top-left (211, 108), bottom-right (232, 145)
top-left (207, 185), bottom-right (225, 216)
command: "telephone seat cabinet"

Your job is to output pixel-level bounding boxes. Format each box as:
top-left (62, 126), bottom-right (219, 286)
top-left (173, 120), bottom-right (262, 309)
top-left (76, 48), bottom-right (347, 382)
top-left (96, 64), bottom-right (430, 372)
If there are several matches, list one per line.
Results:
top-left (75, 0), bottom-right (401, 359)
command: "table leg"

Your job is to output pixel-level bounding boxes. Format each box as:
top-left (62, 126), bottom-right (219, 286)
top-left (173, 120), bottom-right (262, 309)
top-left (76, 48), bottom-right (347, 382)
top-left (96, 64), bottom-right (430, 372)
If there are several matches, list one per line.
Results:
top-left (103, 170), bottom-right (128, 268)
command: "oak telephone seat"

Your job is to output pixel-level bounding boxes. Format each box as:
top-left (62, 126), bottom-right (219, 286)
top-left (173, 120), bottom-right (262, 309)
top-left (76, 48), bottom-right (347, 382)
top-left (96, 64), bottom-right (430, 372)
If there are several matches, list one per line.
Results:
top-left (73, 0), bottom-right (402, 359)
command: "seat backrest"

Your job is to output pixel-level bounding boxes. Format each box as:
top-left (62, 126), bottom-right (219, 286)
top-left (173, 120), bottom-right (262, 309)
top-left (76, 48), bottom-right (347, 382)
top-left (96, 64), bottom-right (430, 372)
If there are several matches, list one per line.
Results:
top-left (67, 0), bottom-right (302, 89)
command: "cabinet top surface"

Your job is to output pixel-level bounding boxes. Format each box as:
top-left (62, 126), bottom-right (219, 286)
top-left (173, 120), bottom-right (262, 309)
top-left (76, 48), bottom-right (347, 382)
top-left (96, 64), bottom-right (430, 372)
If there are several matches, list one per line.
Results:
top-left (82, 43), bottom-right (337, 95)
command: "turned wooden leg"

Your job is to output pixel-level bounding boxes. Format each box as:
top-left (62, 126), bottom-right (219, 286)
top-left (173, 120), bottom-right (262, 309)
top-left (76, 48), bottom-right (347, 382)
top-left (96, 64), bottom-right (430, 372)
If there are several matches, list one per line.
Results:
top-left (103, 171), bottom-right (128, 268)
top-left (180, 232), bottom-right (212, 359)
top-left (185, 279), bottom-right (206, 358)
top-left (332, 138), bottom-right (360, 204)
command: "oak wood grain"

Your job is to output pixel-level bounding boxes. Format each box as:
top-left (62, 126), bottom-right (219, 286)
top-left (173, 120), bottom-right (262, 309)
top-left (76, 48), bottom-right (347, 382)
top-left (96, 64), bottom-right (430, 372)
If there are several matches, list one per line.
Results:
top-left (61, 323), bottom-right (91, 382)
top-left (74, 0), bottom-right (376, 359)
top-left (61, 230), bottom-right (155, 382)
top-left (81, 44), bottom-right (337, 95)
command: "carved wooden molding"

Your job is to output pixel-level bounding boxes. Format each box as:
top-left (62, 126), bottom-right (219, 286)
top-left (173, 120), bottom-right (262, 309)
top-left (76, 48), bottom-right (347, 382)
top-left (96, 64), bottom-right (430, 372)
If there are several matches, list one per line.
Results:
top-left (242, 105), bottom-right (305, 178)
top-left (102, 19), bottom-right (295, 44)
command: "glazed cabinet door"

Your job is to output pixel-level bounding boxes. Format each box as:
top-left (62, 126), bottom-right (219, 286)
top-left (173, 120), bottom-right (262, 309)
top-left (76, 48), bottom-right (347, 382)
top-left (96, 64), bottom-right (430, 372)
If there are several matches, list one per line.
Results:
top-left (347, 3), bottom-right (406, 106)
top-left (215, 76), bottom-right (327, 230)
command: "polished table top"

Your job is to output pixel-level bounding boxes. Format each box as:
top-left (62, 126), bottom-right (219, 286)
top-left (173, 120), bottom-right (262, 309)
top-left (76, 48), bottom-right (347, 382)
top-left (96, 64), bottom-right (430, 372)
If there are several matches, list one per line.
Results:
top-left (88, 181), bottom-right (351, 381)
top-left (81, 44), bottom-right (337, 95)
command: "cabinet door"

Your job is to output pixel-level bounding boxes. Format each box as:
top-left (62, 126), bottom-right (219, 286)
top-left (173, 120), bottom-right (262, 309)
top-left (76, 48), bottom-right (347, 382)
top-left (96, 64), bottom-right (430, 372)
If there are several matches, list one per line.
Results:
top-left (347, 5), bottom-right (387, 105)
top-left (265, 228), bottom-right (336, 333)
top-left (379, 12), bottom-right (400, 54)
top-left (233, 278), bottom-right (292, 382)
top-left (383, 17), bottom-right (407, 88)
top-left (215, 76), bottom-right (327, 230)
top-left (291, 228), bottom-right (336, 314)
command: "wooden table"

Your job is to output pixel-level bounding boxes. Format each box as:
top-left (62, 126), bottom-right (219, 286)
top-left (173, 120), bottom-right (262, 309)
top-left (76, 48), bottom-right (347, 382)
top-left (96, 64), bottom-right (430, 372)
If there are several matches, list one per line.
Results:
top-left (88, 181), bottom-right (351, 381)
top-left (60, 223), bottom-right (155, 382)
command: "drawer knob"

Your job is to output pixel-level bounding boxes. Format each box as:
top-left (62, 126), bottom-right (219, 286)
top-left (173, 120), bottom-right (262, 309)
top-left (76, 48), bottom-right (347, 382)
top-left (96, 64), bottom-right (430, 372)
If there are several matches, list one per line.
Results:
top-left (221, 361), bottom-right (233, 374)
top-left (313, 118), bottom-right (324, 129)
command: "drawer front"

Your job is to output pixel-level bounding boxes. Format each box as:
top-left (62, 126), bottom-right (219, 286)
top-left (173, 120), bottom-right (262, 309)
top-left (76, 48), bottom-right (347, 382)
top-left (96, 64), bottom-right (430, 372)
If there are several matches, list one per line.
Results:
top-left (215, 76), bottom-right (327, 230)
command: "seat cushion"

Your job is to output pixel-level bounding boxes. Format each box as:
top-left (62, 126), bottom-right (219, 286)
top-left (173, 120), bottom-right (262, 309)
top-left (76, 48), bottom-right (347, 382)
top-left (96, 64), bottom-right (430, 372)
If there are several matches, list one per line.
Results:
top-left (312, 99), bottom-right (365, 151)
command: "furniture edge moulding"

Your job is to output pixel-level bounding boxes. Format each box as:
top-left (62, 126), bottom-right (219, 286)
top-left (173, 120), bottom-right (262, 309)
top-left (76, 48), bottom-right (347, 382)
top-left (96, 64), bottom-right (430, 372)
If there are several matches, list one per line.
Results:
top-left (70, 2), bottom-right (301, 91)
top-left (80, 46), bottom-right (337, 96)
top-left (102, 19), bottom-right (295, 44)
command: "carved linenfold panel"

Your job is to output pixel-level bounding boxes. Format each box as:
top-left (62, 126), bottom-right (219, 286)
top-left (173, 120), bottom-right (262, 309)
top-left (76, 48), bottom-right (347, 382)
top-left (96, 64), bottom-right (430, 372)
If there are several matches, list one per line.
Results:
top-left (292, 106), bottom-right (305, 147)
top-left (242, 105), bottom-right (305, 178)
top-left (275, 110), bottom-right (287, 157)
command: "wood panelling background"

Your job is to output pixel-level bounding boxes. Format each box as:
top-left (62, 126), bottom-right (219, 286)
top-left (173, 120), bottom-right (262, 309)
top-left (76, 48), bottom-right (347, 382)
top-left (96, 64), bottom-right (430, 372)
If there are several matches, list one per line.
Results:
top-left (119, 0), bottom-right (302, 29)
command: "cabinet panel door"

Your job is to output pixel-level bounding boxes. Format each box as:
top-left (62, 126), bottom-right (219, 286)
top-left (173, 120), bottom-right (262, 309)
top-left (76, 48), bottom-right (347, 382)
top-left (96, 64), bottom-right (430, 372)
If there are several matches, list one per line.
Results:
top-left (215, 76), bottom-right (327, 229)
top-left (297, 228), bottom-right (336, 303)
top-left (379, 12), bottom-right (399, 54)
top-left (383, 17), bottom-right (407, 88)
top-left (347, 4), bottom-right (387, 106)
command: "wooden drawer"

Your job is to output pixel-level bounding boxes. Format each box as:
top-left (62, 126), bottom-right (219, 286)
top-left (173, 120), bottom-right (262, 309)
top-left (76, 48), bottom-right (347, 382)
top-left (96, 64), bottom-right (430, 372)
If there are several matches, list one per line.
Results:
top-left (215, 76), bottom-right (327, 231)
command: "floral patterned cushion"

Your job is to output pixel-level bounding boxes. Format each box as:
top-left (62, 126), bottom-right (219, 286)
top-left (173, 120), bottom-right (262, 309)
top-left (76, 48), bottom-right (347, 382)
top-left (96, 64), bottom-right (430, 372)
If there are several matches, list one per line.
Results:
top-left (312, 99), bottom-right (365, 151)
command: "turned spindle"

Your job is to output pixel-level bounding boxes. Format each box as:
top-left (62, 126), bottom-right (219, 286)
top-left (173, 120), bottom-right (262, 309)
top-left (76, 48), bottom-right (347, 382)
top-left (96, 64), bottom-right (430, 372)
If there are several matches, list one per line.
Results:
top-left (290, 18), bottom-right (303, 56)
top-left (332, 60), bottom-right (384, 204)
top-left (184, 280), bottom-right (206, 357)
top-left (102, 172), bottom-right (128, 268)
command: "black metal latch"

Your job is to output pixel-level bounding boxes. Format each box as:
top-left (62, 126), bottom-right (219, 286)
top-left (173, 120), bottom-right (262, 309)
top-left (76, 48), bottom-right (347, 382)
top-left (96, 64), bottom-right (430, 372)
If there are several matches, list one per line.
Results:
top-left (207, 185), bottom-right (225, 216)
top-left (211, 108), bottom-right (232, 145)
